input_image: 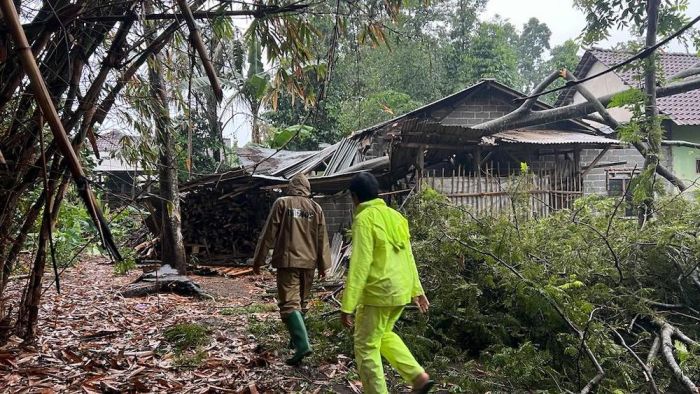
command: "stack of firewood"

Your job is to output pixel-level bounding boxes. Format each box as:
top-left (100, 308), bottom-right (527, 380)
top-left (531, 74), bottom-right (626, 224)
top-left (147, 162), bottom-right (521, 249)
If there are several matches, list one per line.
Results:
top-left (179, 186), bottom-right (275, 264)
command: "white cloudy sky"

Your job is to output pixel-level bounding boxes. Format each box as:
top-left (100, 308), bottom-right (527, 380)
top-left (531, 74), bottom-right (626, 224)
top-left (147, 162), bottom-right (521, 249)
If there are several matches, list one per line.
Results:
top-left (227, 0), bottom-right (700, 146)
top-left (483, 0), bottom-right (700, 52)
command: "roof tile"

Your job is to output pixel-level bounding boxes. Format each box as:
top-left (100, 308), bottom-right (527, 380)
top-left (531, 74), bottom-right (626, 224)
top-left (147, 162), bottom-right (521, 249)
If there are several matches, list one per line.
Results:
top-left (578, 49), bottom-right (700, 125)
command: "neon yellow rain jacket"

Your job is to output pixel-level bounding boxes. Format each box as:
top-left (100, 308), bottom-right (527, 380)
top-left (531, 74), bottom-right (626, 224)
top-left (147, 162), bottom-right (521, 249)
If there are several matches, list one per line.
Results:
top-left (340, 198), bottom-right (424, 314)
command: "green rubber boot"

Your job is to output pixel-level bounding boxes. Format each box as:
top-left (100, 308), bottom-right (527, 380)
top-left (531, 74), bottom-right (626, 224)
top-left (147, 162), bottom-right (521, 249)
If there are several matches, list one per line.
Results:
top-left (284, 310), bottom-right (312, 365)
top-left (288, 310), bottom-right (307, 349)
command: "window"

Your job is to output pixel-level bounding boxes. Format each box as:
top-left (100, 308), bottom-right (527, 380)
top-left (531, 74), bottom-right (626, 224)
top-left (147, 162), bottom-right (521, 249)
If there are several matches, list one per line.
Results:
top-left (607, 169), bottom-right (637, 217)
top-left (608, 179), bottom-right (625, 197)
top-left (696, 159), bottom-right (700, 174)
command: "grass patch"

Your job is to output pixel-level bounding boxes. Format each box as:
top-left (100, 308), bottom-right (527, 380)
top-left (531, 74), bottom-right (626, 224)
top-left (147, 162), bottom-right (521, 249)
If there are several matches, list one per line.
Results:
top-left (164, 323), bottom-right (211, 351)
top-left (304, 302), bottom-right (354, 365)
top-left (249, 317), bottom-right (286, 341)
top-left (220, 308), bottom-right (236, 316)
top-left (163, 322), bottom-right (211, 368)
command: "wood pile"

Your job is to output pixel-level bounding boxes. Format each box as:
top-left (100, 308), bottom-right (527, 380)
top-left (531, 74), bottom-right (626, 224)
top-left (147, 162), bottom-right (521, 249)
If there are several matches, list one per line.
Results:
top-left (141, 176), bottom-right (279, 265)
top-left (180, 187), bottom-right (275, 264)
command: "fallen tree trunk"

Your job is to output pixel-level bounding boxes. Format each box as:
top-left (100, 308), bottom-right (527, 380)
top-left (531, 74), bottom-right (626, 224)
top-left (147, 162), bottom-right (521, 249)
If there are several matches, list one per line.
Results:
top-left (119, 265), bottom-right (211, 299)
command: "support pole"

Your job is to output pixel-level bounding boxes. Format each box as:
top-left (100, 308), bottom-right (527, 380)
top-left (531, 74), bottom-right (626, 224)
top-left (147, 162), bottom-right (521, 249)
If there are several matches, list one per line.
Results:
top-left (415, 145), bottom-right (425, 191)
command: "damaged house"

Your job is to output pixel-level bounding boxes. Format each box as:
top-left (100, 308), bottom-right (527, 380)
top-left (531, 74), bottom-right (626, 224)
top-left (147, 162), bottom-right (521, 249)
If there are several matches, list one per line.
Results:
top-left (148, 79), bottom-right (620, 265)
top-left (557, 48), bottom-right (700, 195)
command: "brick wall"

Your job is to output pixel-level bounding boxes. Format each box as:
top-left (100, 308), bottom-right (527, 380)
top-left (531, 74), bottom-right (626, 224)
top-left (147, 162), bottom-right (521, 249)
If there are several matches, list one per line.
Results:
top-left (315, 192), bottom-right (354, 235)
top-left (580, 145), bottom-right (673, 195)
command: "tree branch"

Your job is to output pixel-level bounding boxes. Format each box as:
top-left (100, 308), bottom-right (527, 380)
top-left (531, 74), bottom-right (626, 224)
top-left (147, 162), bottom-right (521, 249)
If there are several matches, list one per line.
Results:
top-left (573, 219), bottom-right (623, 283)
top-left (657, 320), bottom-right (698, 393)
top-left (660, 140), bottom-right (700, 149)
top-left (78, 5), bottom-right (309, 22)
top-left (514, 13), bottom-right (700, 102)
top-left (0, 0), bottom-right (120, 261)
top-left (444, 233), bottom-right (606, 393)
top-left (561, 69), bottom-right (620, 129)
top-left (474, 70), bottom-right (562, 131)
top-left (669, 66), bottom-right (700, 81)
top-left (473, 76), bottom-right (700, 133)
top-left (647, 335), bottom-right (661, 368)
top-left (612, 329), bottom-right (660, 394)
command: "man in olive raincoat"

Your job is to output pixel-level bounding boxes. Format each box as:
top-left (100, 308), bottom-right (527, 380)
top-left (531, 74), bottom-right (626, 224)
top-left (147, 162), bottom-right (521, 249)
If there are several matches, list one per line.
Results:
top-left (340, 172), bottom-right (434, 394)
top-left (253, 173), bottom-right (331, 365)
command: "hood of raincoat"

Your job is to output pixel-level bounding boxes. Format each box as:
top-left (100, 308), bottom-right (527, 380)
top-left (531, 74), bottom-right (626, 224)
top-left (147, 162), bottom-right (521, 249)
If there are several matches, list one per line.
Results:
top-left (287, 173), bottom-right (311, 197)
top-left (356, 198), bottom-right (409, 252)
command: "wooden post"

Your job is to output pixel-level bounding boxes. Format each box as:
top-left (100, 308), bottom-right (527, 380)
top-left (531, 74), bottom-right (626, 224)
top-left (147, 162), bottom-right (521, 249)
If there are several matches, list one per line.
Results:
top-left (415, 146), bottom-right (425, 192)
top-left (0, 0), bottom-right (120, 259)
top-left (574, 147), bottom-right (582, 192)
top-left (474, 147), bottom-right (482, 174)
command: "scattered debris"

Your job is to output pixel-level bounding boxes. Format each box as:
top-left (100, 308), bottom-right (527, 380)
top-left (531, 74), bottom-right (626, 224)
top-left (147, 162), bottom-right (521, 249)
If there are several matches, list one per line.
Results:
top-left (195, 266), bottom-right (255, 278)
top-left (0, 258), bottom-right (358, 393)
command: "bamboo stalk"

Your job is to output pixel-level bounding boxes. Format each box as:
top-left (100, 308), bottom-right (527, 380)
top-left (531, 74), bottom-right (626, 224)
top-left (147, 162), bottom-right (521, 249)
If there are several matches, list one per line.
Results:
top-left (0, 0), bottom-right (120, 260)
top-left (176, 0), bottom-right (223, 102)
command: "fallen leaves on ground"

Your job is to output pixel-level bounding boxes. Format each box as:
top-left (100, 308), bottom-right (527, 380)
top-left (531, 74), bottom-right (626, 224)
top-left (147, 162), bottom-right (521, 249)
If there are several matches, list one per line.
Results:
top-left (0, 258), bottom-right (356, 393)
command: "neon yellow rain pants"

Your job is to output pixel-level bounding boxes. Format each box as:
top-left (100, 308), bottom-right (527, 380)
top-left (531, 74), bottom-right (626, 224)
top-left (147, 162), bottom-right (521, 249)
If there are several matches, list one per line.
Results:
top-left (353, 304), bottom-right (424, 394)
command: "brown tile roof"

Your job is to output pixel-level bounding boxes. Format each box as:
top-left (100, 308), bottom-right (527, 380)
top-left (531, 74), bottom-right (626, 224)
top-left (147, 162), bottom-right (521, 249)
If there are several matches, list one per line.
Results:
top-left (558, 48), bottom-right (700, 125)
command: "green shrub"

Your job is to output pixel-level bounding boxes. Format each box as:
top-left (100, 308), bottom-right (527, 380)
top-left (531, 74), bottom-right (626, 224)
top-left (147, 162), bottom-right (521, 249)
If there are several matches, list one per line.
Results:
top-left (396, 189), bottom-right (700, 392)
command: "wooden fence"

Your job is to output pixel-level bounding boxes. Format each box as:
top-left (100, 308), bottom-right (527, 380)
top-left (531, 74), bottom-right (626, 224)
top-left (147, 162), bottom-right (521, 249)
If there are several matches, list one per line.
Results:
top-left (421, 166), bottom-right (583, 217)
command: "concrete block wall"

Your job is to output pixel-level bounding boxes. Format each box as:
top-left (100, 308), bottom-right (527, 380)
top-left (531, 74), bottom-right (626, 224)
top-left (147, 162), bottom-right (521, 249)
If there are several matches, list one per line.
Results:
top-left (440, 93), bottom-right (512, 127)
top-left (580, 146), bottom-right (672, 195)
top-left (365, 91), bottom-right (514, 158)
top-left (315, 192), bottom-right (354, 235)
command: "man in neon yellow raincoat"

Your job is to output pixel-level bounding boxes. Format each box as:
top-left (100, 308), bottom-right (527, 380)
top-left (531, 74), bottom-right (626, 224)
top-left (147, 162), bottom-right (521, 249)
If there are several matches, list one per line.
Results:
top-left (340, 172), bottom-right (434, 394)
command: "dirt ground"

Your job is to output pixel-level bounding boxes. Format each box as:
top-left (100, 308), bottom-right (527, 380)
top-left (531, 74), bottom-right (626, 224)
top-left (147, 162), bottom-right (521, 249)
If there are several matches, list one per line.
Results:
top-left (0, 258), bottom-right (365, 393)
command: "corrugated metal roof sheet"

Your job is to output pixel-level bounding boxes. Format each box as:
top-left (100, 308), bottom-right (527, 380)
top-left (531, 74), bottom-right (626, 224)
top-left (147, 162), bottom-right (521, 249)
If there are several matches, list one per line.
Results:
top-left (323, 138), bottom-right (362, 175)
top-left (483, 129), bottom-right (619, 145)
top-left (237, 146), bottom-right (319, 176)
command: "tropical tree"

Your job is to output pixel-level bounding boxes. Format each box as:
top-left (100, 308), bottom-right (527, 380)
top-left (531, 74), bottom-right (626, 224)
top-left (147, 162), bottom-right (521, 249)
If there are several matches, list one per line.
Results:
top-left (517, 18), bottom-right (552, 92)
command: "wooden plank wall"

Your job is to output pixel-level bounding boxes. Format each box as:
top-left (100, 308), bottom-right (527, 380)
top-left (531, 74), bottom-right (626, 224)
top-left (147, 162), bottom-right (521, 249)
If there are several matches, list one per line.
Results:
top-left (422, 165), bottom-right (583, 218)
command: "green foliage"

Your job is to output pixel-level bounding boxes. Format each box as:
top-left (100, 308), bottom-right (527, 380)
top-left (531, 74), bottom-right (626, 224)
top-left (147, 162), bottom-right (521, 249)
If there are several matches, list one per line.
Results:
top-left (518, 18), bottom-right (552, 92)
top-left (174, 113), bottom-right (237, 178)
top-left (113, 249), bottom-right (137, 275)
top-left (266, 124), bottom-right (315, 149)
top-left (263, 1), bottom-right (558, 139)
top-left (460, 18), bottom-right (522, 89)
top-left (338, 90), bottom-right (422, 134)
top-left (541, 39), bottom-right (581, 104)
top-left (52, 193), bottom-right (100, 266)
top-left (608, 88), bottom-right (646, 109)
top-left (391, 190), bottom-right (700, 392)
top-left (573, 0), bottom-right (690, 45)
